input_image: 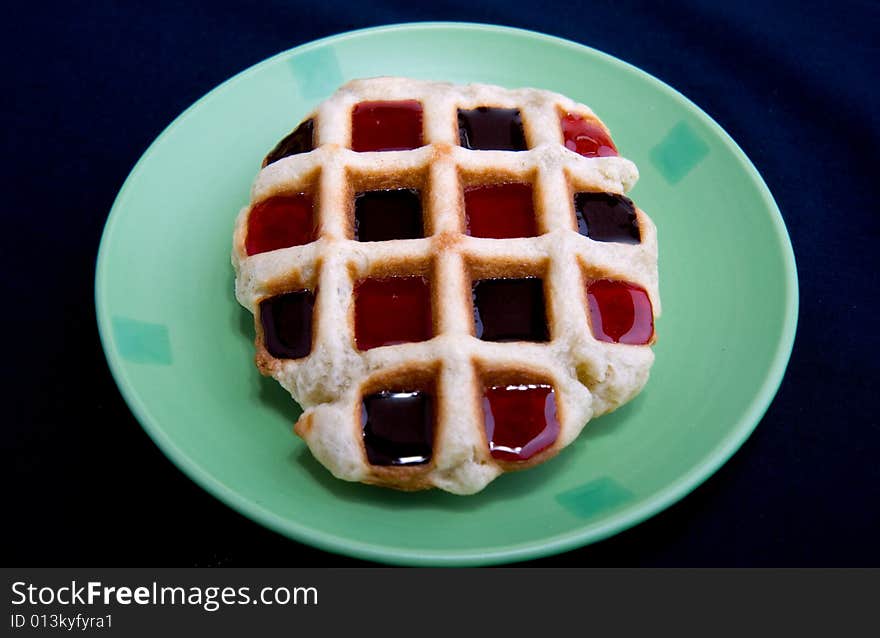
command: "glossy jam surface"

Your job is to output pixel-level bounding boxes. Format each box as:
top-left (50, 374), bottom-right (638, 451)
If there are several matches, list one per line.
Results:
top-left (355, 189), bottom-right (423, 241)
top-left (574, 192), bottom-right (640, 244)
top-left (245, 194), bottom-right (315, 256)
top-left (465, 183), bottom-right (537, 239)
top-left (259, 291), bottom-right (315, 359)
top-left (483, 384), bottom-right (559, 461)
top-left (354, 277), bottom-right (432, 350)
top-left (362, 390), bottom-right (433, 466)
top-left (263, 119), bottom-right (314, 166)
top-left (561, 113), bottom-right (618, 157)
top-left (458, 107), bottom-right (527, 151)
top-left (351, 100), bottom-right (424, 152)
top-left (473, 278), bottom-right (549, 342)
top-left (587, 280), bottom-right (654, 344)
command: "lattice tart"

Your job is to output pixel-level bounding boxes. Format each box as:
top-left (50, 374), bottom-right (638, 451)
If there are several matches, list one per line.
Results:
top-left (232, 77), bottom-right (660, 494)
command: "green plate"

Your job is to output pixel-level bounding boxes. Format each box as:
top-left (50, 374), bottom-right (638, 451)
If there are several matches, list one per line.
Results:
top-left (95, 23), bottom-right (797, 565)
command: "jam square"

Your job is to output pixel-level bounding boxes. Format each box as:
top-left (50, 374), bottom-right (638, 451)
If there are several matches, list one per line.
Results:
top-left (259, 290), bottom-right (315, 359)
top-left (473, 278), bottom-right (549, 342)
top-left (355, 189), bottom-right (423, 241)
top-left (362, 390), bottom-right (433, 466)
top-left (465, 183), bottom-right (537, 239)
top-left (458, 107), bottom-right (527, 151)
top-left (263, 119), bottom-right (314, 167)
top-left (561, 113), bottom-right (618, 157)
top-left (245, 194), bottom-right (315, 256)
top-left (351, 100), bottom-right (424, 152)
top-left (574, 192), bottom-right (640, 244)
top-left (587, 279), bottom-right (654, 345)
top-left (354, 277), bottom-right (432, 350)
top-left (482, 384), bottom-right (560, 461)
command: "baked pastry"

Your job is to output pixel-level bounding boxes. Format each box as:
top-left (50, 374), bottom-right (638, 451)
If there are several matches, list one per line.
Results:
top-left (232, 77), bottom-right (660, 494)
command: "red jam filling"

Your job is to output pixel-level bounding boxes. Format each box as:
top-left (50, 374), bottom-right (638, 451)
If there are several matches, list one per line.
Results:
top-left (354, 277), bottom-right (432, 350)
top-left (587, 280), bottom-right (654, 344)
top-left (561, 113), bottom-right (618, 157)
top-left (245, 194), bottom-right (315, 256)
top-left (351, 100), bottom-right (424, 152)
top-left (483, 384), bottom-right (560, 461)
top-left (465, 183), bottom-right (537, 239)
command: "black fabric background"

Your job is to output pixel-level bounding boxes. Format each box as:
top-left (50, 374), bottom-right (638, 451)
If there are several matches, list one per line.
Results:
top-left (4, 1), bottom-right (878, 566)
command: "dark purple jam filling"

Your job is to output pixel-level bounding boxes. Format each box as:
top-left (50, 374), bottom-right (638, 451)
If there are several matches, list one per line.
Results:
top-left (473, 278), bottom-right (549, 342)
top-left (574, 192), bottom-right (640, 244)
top-left (458, 107), bottom-right (527, 151)
top-left (259, 290), bottom-right (315, 359)
top-left (354, 189), bottom-right (423, 241)
top-left (263, 119), bottom-right (314, 166)
top-left (362, 390), bottom-right (433, 466)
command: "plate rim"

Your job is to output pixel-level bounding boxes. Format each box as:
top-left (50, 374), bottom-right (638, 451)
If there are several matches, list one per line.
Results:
top-left (94, 21), bottom-right (799, 566)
